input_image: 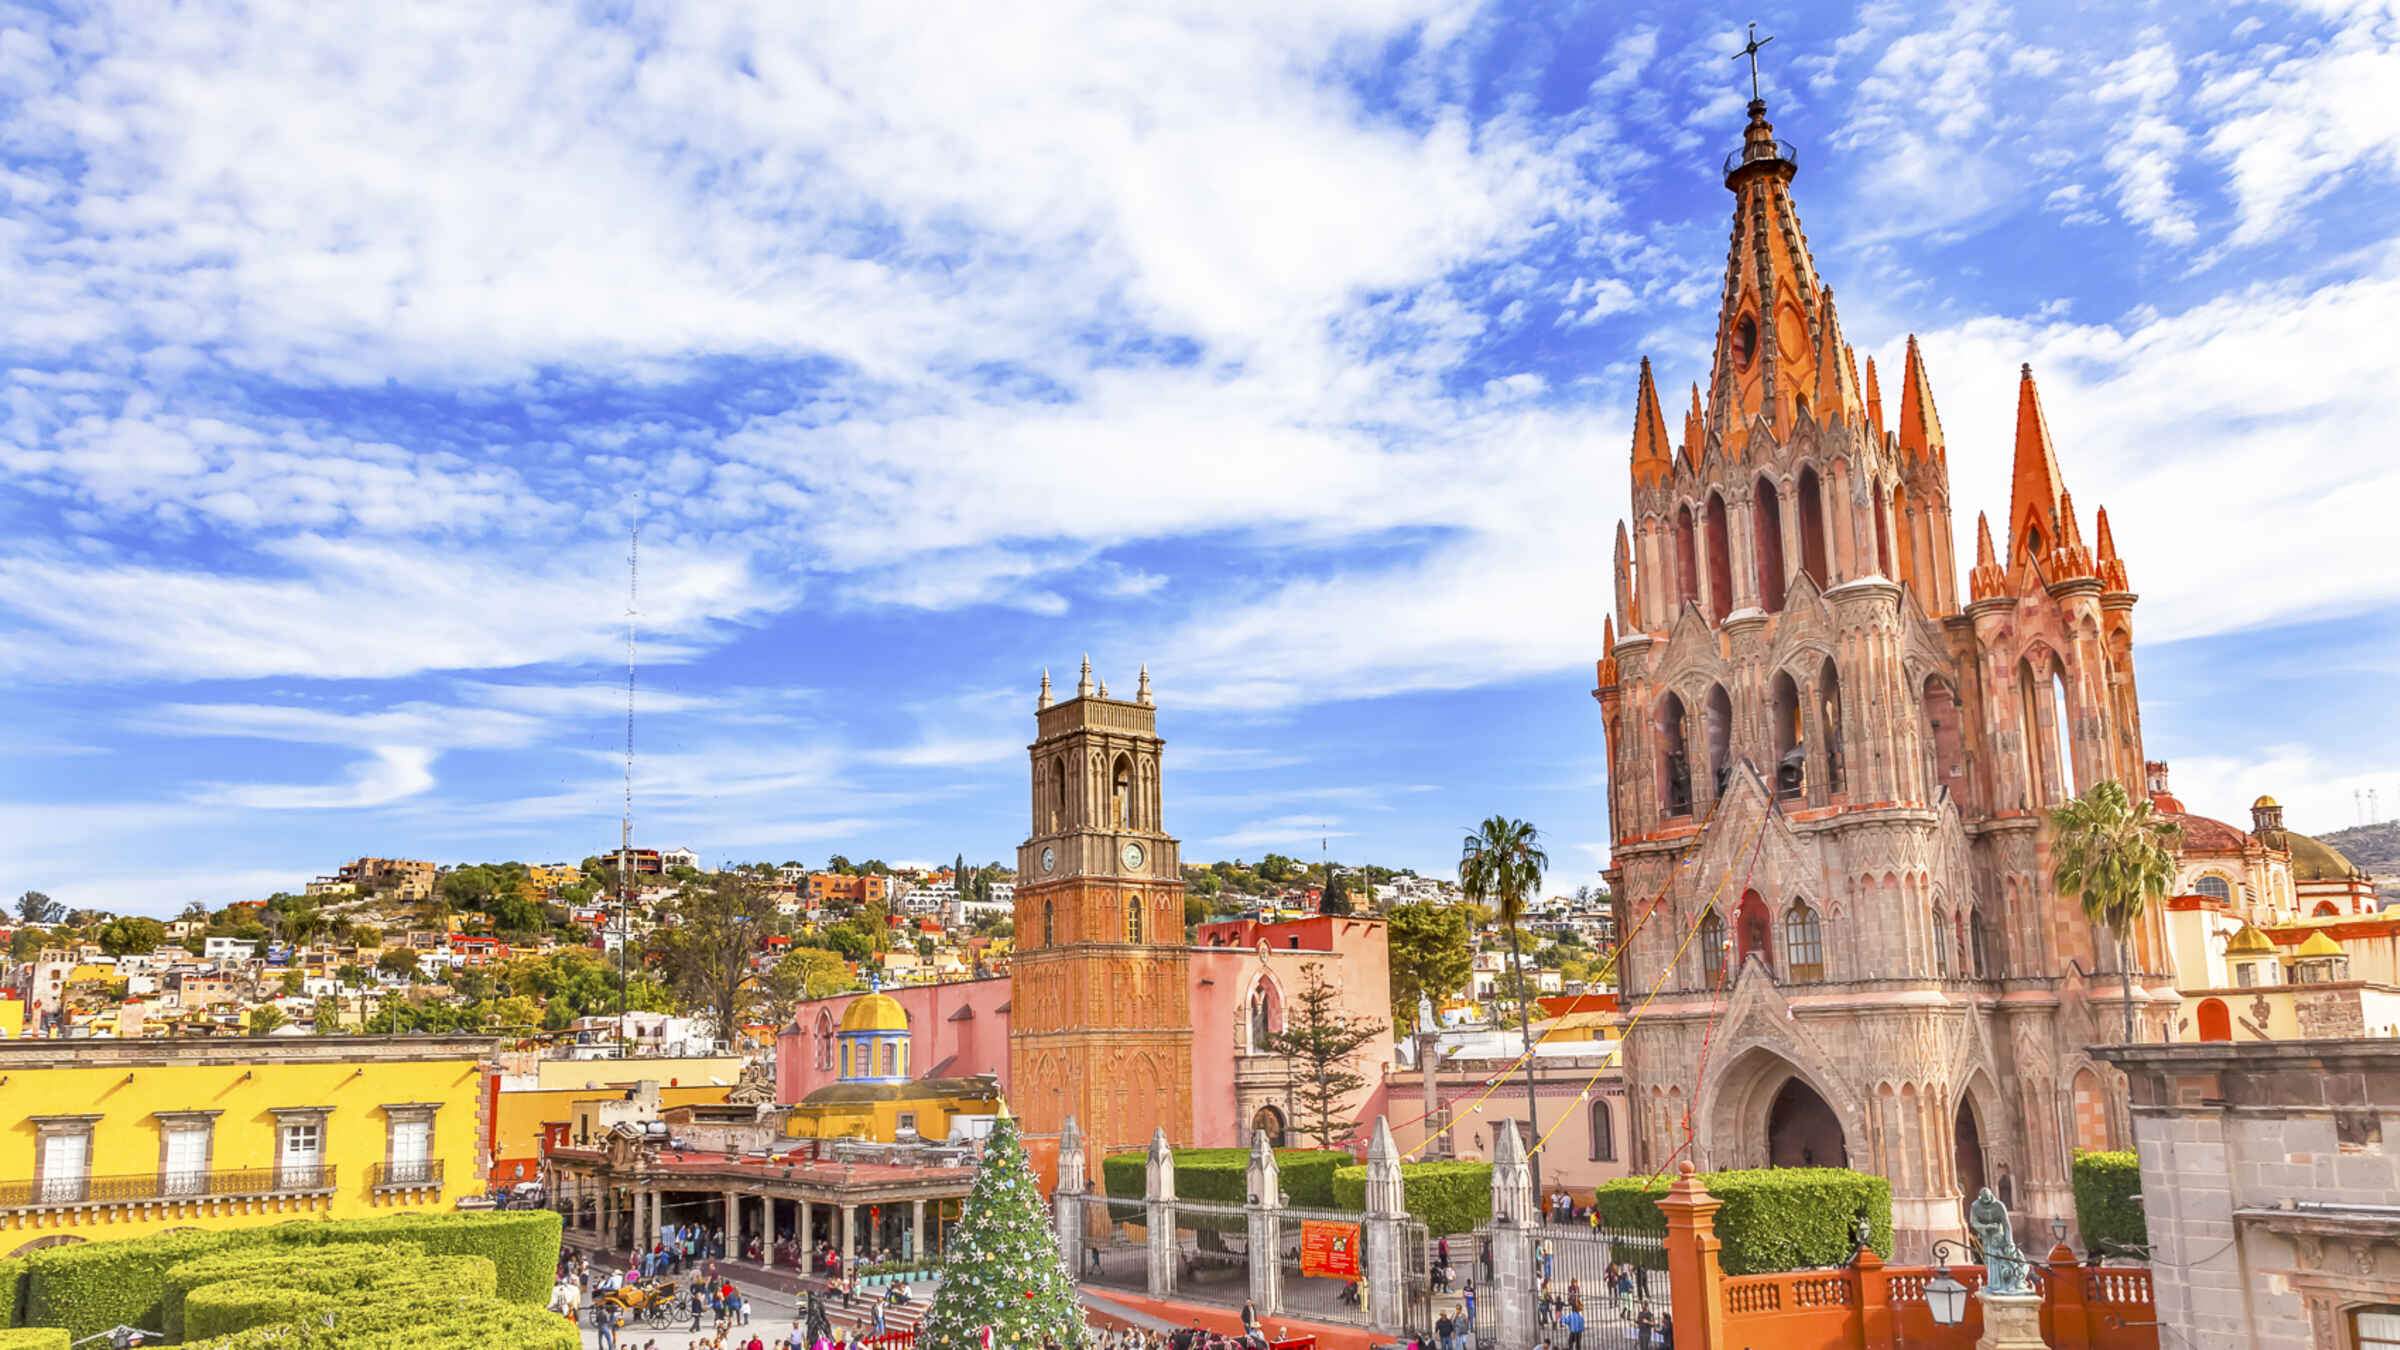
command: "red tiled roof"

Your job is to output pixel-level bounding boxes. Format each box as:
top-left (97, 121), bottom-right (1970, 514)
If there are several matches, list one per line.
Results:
top-left (2168, 812), bottom-right (2250, 854)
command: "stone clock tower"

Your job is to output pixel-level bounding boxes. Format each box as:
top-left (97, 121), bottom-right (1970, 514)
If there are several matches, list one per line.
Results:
top-left (1009, 657), bottom-right (1194, 1158)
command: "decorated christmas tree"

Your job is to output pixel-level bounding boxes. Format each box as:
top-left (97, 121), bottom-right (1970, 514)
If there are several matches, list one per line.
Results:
top-left (919, 1105), bottom-right (1085, 1350)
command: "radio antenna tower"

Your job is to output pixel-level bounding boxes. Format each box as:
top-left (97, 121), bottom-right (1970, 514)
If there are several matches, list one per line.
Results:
top-left (618, 524), bottom-right (639, 1059)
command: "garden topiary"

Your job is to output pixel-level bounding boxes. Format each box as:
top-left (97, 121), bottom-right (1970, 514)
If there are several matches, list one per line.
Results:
top-left (2071, 1149), bottom-right (2147, 1258)
top-left (1330, 1160), bottom-right (1493, 1236)
top-left (1595, 1168), bottom-right (1892, 1275)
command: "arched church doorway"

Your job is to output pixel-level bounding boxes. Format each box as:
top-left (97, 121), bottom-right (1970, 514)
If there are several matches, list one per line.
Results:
top-left (1735, 891), bottom-right (1774, 974)
top-left (1767, 1078), bottom-right (1847, 1168)
top-left (1251, 1105), bottom-right (1287, 1147)
top-left (1953, 1098), bottom-right (1987, 1201)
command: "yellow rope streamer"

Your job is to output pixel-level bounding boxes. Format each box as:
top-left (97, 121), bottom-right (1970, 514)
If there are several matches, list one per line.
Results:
top-left (1527, 806), bottom-right (1771, 1159)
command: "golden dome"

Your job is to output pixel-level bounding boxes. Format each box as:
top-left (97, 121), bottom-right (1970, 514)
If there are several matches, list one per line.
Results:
top-left (2225, 923), bottom-right (2275, 957)
top-left (2295, 931), bottom-right (2344, 960)
top-left (840, 992), bottom-right (909, 1034)
top-left (2253, 794), bottom-right (2280, 809)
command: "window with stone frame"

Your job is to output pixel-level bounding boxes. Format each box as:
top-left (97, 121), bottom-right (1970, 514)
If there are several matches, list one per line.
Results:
top-left (1781, 901), bottom-right (1824, 982)
top-left (270, 1108), bottom-right (331, 1191)
top-left (2356, 1308), bottom-right (2400, 1350)
top-left (1933, 906), bottom-right (1952, 977)
top-left (380, 1103), bottom-right (440, 1188)
top-left (33, 1116), bottom-right (99, 1205)
top-left (155, 1110), bottom-right (220, 1197)
top-left (1699, 909), bottom-right (1727, 985)
top-left (2193, 874), bottom-right (2232, 903)
top-left (1588, 1099), bottom-right (1616, 1162)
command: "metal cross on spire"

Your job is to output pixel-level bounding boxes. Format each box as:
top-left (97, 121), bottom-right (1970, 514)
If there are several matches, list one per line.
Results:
top-left (1732, 21), bottom-right (1774, 103)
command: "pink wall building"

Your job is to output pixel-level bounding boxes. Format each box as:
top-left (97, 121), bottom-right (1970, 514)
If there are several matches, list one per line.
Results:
top-left (776, 917), bottom-right (1394, 1151)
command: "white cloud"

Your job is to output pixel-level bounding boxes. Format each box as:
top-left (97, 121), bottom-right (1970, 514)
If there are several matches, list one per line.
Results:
top-left (1901, 247), bottom-right (2400, 645)
top-left (1205, 815), bottom-right (1359, 851)
top-left (2095, 35), bottom-right (2198, 246)
top-left (210, 745), bottom-right (439, 811)
top-left (2159, 744), bottom-right (2400, 841)
top-left (0, 532), bottom-right (783, 680)
top-left (2198, 4), bottom-right (2400, 246)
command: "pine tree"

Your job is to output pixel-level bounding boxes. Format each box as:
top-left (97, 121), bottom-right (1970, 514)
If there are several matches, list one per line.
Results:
top-left (919, 1108), bottom-right (1084, 1350)
top-left (1264, 962), bottom-right (1385, 1148)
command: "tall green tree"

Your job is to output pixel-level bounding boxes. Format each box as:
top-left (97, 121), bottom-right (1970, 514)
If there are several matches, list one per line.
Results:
top-left (1460, 815), bottom-right (1550, 1197)
top-left (649, 871), bottom-right (782, 1044)
top-left (1320, 866), bottom-right (1354, 916)
top-left (16, 891), bottom-right (62, 925)
top-left (1387, 901), bottom-right (1472, 1030)
top-left (917, 1110), bottom-right (1083, 1350)
top-left (2050, 779), bottom-right (2181, 1043)
top-left (1263, 963), bottom-right (1384, 1148)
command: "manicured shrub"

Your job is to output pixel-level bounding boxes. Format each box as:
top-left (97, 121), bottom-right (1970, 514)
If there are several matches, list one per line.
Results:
top-left (177, 1249), bottom-right (493, 1342)
top-left (1330, 1161), bottom-right (1493, 1236)
top-left (1099, 1147), bottom-right (1351, 1206)
top-left (16, 1210), bottom-right (559, 1342)
top-left (0, 1329), bottom-right (68, 1350)
top-left (0, 1255), bottom-right (24, 1328)
top-left (1595, 1168), bottom-right (1892, 1276)
top-left (2072, 1149), bottom-right (2147, 1257)
top-left (181, 1301), bottom-right (578, 1350)
top-left (163, 1241), bottom-right (423, 1340)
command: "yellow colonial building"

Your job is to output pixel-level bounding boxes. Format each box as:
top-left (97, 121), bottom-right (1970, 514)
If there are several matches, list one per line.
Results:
top-left (0, 1034), bottom-right (491, 1255)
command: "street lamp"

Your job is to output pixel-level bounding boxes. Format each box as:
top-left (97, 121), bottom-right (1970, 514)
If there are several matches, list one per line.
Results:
top-left (1922, 1268), bottom-right (1971, 1327)
top-left (1921, 1242), bottom-right (1971, 1328)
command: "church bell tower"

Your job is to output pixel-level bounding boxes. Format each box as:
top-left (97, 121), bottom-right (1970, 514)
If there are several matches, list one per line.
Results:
top-left (1009, 658), bottom-right (1194, 1156)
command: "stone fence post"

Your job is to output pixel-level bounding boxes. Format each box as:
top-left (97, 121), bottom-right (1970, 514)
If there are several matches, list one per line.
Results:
top-left (1489, 1122), bottom-right (1537, 1350)
top-left (1247, 1129), bottom-right (1283, 1315)
top-left (1362, 1117), bottom-right (1409, 1333)
top-left (1655, 1162), bottom-right (1726, 1350)
top-left (1145, 1128), bottom-right (1178, 1298)
top-left (1054, 1116), bottom-right (1087, 1278)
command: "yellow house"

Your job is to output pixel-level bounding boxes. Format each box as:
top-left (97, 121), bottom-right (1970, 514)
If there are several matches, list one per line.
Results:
top-left (0, 1034), bottom-right (490, 1256)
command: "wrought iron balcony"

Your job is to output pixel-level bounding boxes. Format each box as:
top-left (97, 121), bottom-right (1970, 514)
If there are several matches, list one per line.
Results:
top-left (371, 1159), bottom-right (443, 1190)
top-left (0, 1164), bottom-right (338, 1210)
top-left (1723, 138), bottom-right (1800, 177)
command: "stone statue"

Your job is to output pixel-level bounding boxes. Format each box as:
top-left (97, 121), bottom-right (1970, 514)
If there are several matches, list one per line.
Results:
top-left (1416, 992), bottom-right (1438, 1036)
top-left (1848, 1208), bottom-right (1874, 1259)
top-left (1967, 1187), bottom-right (2031, 1295)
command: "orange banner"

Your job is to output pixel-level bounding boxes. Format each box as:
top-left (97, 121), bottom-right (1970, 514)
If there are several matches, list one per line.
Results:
top-left (1298, 1220), bottom-right (1361, 1279)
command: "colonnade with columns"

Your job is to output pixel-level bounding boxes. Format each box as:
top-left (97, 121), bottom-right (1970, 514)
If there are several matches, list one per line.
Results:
top-left (548, 1159), bottom-right (961, 1271)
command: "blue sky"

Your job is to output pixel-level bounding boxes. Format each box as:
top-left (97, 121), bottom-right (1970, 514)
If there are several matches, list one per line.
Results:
top-left (5, 1), bottom-right (2399, 915)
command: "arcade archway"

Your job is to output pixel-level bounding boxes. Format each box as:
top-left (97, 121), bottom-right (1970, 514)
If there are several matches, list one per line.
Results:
top-left (1766, 1077), bottom-right (1848, 1168)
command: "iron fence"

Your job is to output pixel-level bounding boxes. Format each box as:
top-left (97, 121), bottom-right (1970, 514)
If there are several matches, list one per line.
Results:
top-left (371, 1159), bottom-right (443, 1189)
top-left (0, 1164), bottom-right (337, 1209)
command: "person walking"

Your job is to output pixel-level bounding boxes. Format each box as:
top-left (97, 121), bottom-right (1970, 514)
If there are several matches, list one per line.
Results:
top-left (1562, 1304), bottom-right (1583, 1350)
top-left (1434, 1311), bottom-right (1455, 1350)
top-left (1461, 1279), bottom-right (1477, 1329)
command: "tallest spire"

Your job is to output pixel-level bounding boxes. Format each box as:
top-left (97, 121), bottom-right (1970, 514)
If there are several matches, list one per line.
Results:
top-left (1706, 63), bottom-right (1821, 454)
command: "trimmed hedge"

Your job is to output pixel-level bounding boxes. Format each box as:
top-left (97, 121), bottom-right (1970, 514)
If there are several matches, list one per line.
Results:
top-left (13, 1210), bottom-right (559, 1343)
top-left (183, 1301), bottom-right (576, 1350)
top-left (1330, 1161), bottom-right (1493, 1237)
top-left (163, 1242), bottom-right (424, 1340)
top-left (0, 1256), bottom-right (22, 1330)
top-left (2072, 1149), bottom-right (2147, 1257)
top-left (184, 1254), bottom-right (495, 1341)
top-left (0, 1330), bottom-right (68, 1350)
top-left (1099, 1148), bottom-right (1351, 1208)
top-left (1596, 1169), bottom-right (1892, 1276)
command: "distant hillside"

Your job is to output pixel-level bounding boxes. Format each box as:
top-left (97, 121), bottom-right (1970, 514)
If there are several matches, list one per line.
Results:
top-left (2313, 821), bottom-right (2400, 880)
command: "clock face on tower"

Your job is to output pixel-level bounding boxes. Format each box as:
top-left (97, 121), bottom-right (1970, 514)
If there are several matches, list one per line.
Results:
top-left (1121, 841), bottom-right (1145, 871)
top-left (1039, 846), bottom-right (1056, 874)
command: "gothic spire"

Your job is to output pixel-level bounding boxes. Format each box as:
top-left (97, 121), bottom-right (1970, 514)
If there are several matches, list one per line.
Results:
top-left (2095, 505), bottom-right (2130, 591)
top-left (1969, 511), bottom-right (2006, 602)
top-left (1813, 286), bottom-right (1862, 426)
top-left (1706, 81), bottom-right (1821, 454)
top-left (1896, 335), bottom-right (1946, 462)
top-left (1682, 384), bottom-right (1705, 468)
top-left (1135, 664), bottom-right (1154, 707)
top-left (1038, 667), bottom-right (1053, 710)
top-left (1076, 653), bottom-right (1095, 699)
top-left (2006, 364), bottom-right (2068, 566)
top-left (1864, 355), bottom-right (1885, 444)
top-left (2052, 489), bottom-right (2095, 580)
top-left (1630, 357), bottom-right (1675, 486)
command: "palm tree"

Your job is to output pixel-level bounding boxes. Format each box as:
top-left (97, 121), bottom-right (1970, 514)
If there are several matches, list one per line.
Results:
top-left (2050, 779), bottom-right (2181, 1043)
top-left (1460, 815), bottom-right (1550, 1201)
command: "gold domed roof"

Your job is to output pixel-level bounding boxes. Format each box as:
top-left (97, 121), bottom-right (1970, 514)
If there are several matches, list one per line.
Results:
top-left (2287, 832), bottom-right (2363, 883)
top-left (2253, 794), bottom-right (2280, 809)
top-left (840, 992), bottom-right (909, 1034)
top-left (2295, 930), bottom-right (2344, 960)
top-left (2225, 923), bottom-right (2275, 957)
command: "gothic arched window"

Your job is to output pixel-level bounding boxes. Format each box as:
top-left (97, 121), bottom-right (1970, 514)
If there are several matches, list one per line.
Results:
top-left (1656, 692), bottom-right (1692, 817)
top-left (1783, 901), bottom-right (1824, 982)
top-left (2194, 874), bottom-right (2232, 903)
top-left (1049, 755), bottom-right (1068, 831)
top-left (1125, 895), bottom-right (1144, 944)
top-left (814, 1011), bottom-right (836, 1071)
top-left (1590, 1099), bottom-right (1616, 1162)
top-left (1933, 904), bottom-right (1952, 977)
top-left (1112, 754), bottom-right (1134, 829)
top-left (1043, 899), bottom-right (1056, 947)
top-left (1699, 909), bottom-right (1727, 986)
top-left (1754, 475), bottom-right (1787, 613)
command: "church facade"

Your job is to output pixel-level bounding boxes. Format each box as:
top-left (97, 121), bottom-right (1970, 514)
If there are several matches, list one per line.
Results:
top-left (1594, 95), bottom-right (2174, 1250)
